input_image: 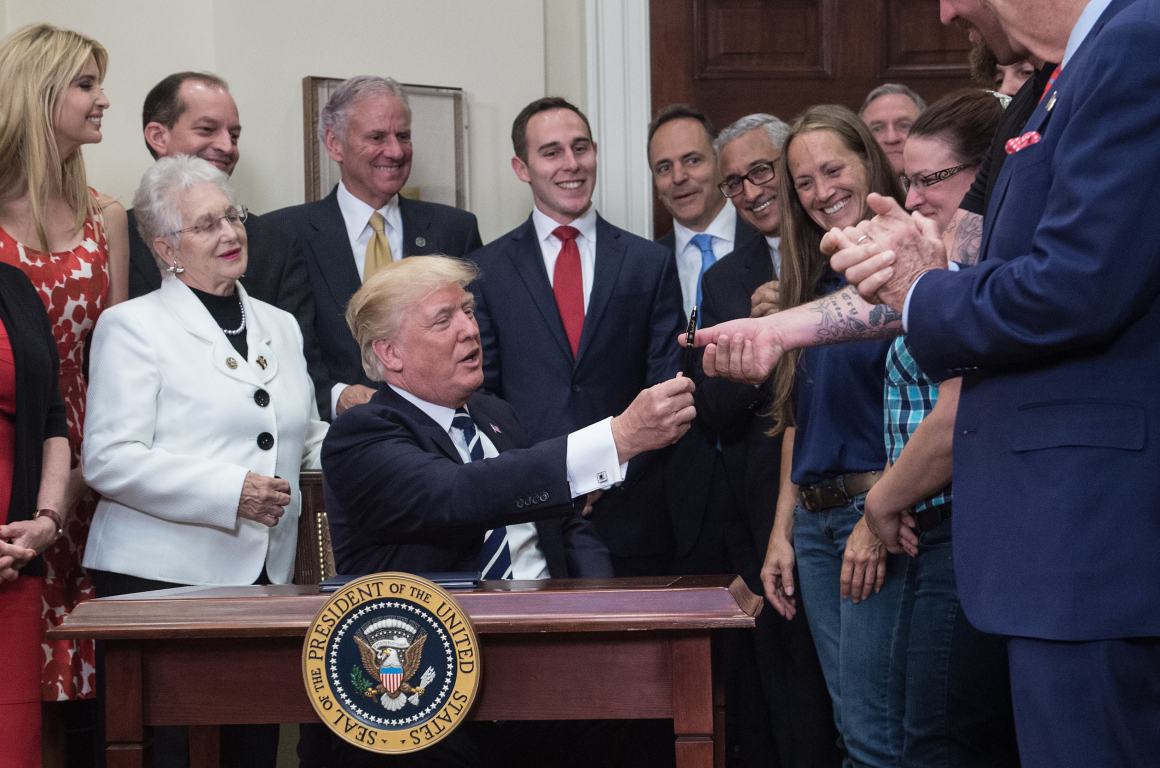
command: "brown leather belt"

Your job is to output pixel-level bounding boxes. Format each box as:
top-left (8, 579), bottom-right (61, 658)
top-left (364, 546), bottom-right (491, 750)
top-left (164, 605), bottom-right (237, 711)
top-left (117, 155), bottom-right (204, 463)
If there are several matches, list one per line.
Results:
top-left (799, 471), bottom-right (882, 512)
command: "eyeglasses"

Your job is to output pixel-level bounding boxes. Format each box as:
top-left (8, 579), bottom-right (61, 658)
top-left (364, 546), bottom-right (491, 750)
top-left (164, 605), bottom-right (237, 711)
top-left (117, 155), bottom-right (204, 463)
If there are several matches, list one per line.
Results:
top-left (718, 161), bottom-right (777, 198)
top-left (899, 163), bottom-right (975, 193)
top-left (170, 206), bottom-right (248, 238)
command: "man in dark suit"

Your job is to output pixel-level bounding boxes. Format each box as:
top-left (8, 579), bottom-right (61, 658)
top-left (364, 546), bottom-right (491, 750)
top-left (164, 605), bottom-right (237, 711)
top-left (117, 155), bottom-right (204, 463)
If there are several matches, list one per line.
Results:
top-left (125, 72), bottom-right (328, 411)
top-left (323, 255), bottom-right (694, 765)
top-left (266, 76), bottom-right (483, 419)
top-left (470, 97), bottom-right (684, 576)
top-left (647, 104), bottom-right (758, 577)
top-left (713, 1), bottom-right (1160, 764)
top-left (323, 255), bottom-right (694, 579)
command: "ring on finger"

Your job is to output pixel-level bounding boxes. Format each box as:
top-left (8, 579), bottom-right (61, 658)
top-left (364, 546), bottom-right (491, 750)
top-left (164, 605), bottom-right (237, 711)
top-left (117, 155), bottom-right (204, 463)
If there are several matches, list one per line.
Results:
top-left (856, 234), bottom-right (872, 245)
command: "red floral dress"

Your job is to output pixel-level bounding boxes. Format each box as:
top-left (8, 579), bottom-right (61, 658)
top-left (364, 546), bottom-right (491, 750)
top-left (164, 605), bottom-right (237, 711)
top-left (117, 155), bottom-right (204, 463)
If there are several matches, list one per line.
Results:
top-left (0, 213), bottom-right (108, 701)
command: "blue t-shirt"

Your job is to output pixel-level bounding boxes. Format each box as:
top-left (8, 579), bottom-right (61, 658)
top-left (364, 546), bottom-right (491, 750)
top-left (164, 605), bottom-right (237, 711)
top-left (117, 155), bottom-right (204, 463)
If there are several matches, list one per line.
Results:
top-left (792, 333), bottom-right (891, 487)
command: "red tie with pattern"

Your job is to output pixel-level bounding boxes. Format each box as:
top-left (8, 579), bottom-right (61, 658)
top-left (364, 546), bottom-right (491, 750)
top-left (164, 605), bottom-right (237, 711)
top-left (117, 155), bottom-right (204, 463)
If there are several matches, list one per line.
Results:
top-left (552, 225), bottom-right (584, 356)
top-left (1039, 64), bottom-right (1060, 103)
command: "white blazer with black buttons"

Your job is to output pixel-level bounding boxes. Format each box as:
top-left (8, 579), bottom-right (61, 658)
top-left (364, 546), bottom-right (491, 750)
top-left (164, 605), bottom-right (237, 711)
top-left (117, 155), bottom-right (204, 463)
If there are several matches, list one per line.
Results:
top-left (83, 276), bottom-right (327, 585)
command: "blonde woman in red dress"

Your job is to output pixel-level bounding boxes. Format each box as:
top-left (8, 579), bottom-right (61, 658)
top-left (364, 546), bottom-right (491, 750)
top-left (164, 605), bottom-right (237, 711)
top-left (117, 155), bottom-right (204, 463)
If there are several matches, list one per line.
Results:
top-left (0, 22), bottom-right (128, 751)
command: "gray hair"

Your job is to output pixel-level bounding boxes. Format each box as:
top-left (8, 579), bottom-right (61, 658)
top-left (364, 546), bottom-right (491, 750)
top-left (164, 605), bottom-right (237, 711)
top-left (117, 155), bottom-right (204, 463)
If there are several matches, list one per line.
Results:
top-left (713, 113), bottom-right (790, 156)
top-left (319, 75), bottom-right (410, 145)
top-left (132, 154), bottom-right (236, 256)
top-left (345, 255), bottom-right (479, 381)
top-left (860, 83), bottom-right (927, 115)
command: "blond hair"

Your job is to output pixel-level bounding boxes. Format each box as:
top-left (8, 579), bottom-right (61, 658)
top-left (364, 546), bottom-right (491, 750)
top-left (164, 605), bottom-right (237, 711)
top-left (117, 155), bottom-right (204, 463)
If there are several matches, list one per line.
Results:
top-left (346, 256), bottom-right (479, 381)
top-left (0, 23), bottom-right (108, 250)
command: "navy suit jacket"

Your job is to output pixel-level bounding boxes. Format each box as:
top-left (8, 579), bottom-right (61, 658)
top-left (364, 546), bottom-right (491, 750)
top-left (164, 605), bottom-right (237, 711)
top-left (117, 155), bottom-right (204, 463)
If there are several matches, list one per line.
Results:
top-left (265, 189), bottom-right (483, 413)
top-left (470, 215), bottom-right (684, 558)
top-left (657, 216), bottom-right (760, 558)
top-left (322, 385), bottom-right (612, 578)
top-left (907, 0), bottom-right (1160, 640)
top-left (126, 209), bottom-right (329, 413)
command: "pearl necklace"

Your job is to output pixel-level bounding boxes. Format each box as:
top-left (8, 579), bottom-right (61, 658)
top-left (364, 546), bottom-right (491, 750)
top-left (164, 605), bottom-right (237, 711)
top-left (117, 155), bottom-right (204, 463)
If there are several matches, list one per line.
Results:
top-left (221, 298), bottom-right (246, 336)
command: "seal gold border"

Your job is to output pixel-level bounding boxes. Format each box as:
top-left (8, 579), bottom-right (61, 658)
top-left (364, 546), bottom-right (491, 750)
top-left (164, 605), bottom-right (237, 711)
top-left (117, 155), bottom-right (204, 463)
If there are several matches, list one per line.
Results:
top-left (302, 572), bottom-right (481, 754)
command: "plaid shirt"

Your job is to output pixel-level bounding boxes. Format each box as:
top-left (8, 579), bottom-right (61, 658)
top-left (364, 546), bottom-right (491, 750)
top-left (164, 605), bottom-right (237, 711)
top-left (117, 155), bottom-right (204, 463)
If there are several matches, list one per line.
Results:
top-left (883, 336), bottom-right (951, 513)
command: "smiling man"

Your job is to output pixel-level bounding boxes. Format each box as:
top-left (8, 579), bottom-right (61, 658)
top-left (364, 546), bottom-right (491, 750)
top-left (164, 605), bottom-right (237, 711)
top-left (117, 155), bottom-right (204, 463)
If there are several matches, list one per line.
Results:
top-left (267, 76), bottom-right (483, 418)
top-left (126, 72), bottom-right (328, 412)
top-left (469, 97), bottom-right (684, 577)
top-left (648, 104), bottom-right (757, 318)
top-left (859, 83), bottom-right (926, 175)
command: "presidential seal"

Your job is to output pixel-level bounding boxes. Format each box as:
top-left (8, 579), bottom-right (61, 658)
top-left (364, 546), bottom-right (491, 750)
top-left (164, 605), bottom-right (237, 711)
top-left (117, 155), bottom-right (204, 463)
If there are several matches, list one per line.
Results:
top-left (302, 573), bottom-right (480, 754)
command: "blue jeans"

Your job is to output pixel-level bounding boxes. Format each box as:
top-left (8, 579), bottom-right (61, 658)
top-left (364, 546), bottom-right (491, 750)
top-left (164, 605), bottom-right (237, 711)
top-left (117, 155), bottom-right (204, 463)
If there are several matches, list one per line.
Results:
top-left (794, 497), bottom-right (912, 768)
top-left (902, 517), bottom-right (1018, 767)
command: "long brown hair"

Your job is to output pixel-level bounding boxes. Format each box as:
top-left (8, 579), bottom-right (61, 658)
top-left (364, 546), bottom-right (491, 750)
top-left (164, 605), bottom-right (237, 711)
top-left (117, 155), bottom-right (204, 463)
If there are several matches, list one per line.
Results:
top-left (768, 104), bottom-right (905, 434)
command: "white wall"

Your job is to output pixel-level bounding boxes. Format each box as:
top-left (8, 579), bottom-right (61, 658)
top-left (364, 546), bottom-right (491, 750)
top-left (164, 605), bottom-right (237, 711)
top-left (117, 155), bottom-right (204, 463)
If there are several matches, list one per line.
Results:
top-left (2, 0), bottom-right (598, 242)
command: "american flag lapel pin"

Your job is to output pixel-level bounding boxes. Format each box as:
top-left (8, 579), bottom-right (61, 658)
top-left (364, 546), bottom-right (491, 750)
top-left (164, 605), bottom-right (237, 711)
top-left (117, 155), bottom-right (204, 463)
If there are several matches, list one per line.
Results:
top-left (490, 423), bottom-right (502, 434)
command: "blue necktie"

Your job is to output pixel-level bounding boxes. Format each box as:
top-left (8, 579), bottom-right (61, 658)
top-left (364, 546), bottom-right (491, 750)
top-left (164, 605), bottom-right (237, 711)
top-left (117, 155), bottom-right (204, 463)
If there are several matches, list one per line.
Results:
top-left (453, 408), bottom-right (512, 579)
top-left (691, 233), bottom-right (716, 326)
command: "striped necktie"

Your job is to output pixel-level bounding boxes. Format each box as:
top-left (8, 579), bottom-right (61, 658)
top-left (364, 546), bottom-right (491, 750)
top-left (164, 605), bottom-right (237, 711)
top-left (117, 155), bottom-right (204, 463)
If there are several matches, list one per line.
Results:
top-left (452, 408), bottom-right (512, 579)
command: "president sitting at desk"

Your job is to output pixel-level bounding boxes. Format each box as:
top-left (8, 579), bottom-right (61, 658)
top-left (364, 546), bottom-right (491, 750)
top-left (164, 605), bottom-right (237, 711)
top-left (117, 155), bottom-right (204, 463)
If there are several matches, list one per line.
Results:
top-left (322, 255), bottom-right (696, 579)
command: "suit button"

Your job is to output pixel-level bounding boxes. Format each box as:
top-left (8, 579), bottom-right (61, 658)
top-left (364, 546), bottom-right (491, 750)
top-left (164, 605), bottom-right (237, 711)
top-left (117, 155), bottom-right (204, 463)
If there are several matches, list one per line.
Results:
top-left (571, 385), bottom-right (581, 393)
top-left (254, 389), bottom-right (270, 407)
top-left (257, 432), bottom-right (274, 450)
top-left (516, 499), bottom-right (525, 509)
top-left (540, 492), bottom-right (550, 502)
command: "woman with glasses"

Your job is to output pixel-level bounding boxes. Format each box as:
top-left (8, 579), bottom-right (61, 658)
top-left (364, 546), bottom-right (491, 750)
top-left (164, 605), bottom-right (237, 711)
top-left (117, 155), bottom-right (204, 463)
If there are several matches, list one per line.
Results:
top-left (0, 24), bottom-right (129, 719)
top-left (899, 89), bottom-right (1005, 264)
top-left (81, 156), bottom-right (326, 767)
top-left (756, 103), bottom-right (909, 768)
top-left (865, 88), bottom-right (1018, 767)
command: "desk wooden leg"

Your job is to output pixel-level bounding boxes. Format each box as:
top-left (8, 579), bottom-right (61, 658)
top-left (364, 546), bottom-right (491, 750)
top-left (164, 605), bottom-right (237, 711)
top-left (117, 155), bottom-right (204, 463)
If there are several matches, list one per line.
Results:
top-left (105, 645), bottom-right (149, 768)
top-left (712, 635), bottom-right (726, 768)
top-left (671, 635), bottom-right (714, 768)
top-left (189, 725), bottom-right (221, 768)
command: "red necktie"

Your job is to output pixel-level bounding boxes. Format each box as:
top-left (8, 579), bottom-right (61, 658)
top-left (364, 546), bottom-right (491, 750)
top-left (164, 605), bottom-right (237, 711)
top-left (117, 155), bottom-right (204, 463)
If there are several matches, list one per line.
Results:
top-left (1039, 64), bottom-right (1060, 104)
top-left (552, 225), bottom-right (584, 356)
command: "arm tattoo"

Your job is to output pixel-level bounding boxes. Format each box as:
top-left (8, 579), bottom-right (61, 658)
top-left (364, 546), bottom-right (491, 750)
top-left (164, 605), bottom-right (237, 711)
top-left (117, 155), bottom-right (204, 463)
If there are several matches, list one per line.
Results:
top-left (948, 211), bottom-right (983, 266)
top-left (808, 286), bottom-right (901, 345)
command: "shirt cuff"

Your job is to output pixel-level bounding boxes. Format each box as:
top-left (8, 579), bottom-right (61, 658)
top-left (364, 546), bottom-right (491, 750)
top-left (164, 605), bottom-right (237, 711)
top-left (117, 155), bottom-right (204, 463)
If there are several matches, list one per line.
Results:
top-left (330, 382), bottom-right (349, 420)
top-left (902, 263), bottom-right (959, 331)
top-left (565, 417), bottom-right (628, 497)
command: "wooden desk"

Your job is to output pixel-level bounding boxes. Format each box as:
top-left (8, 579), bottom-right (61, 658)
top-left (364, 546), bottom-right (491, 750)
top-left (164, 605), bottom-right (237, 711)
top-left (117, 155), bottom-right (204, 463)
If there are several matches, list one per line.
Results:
top-left (50, 575), bottom-right (759, 768)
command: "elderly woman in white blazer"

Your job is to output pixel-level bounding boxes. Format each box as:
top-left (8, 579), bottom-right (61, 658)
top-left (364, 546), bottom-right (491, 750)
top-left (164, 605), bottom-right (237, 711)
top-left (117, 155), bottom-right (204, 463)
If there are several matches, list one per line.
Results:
top-left (83, 156), bottom-right (327, 590)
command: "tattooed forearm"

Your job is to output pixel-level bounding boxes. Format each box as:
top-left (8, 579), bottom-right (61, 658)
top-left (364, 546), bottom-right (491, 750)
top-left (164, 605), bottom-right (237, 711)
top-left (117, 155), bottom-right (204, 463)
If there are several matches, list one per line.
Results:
top-left (808, 286), bottom-right (902, 345)
top-left (948, 211), bottom-right (983, 266)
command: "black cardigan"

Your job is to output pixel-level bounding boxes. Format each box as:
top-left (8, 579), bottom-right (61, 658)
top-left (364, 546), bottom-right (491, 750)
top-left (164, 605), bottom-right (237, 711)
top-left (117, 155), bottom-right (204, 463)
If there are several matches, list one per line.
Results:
top-left (0, 262), bottom-right (68, 577)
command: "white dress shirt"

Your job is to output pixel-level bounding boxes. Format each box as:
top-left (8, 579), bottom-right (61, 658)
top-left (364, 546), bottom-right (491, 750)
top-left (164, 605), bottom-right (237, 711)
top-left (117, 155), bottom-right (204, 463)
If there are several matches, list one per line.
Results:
top-left (671, 204), bottom-right (741, 316)
top-left (330, 182), bottom-right (405, 416)
top-left (388, 384), bottom-right (627, 579)
top-left (531, 205), bottom-right (599, 309)
top-left (765, 235), bottom-right (782, 279)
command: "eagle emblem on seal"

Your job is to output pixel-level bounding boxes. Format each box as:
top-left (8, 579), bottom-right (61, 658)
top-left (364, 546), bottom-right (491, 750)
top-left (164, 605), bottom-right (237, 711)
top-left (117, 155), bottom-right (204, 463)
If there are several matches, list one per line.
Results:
top-left (354, 617), bottom-right (437, 711)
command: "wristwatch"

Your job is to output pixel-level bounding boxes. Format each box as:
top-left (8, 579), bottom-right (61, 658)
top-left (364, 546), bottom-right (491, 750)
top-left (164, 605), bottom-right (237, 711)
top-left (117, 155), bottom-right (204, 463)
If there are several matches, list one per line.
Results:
top-left (36, 508), bottom-right (64, 540)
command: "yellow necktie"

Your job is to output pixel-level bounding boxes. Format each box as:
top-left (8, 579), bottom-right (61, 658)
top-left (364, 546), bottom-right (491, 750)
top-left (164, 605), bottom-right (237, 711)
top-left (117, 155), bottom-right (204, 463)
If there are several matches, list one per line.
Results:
top-left (364, 211), bottom-right (393, 280)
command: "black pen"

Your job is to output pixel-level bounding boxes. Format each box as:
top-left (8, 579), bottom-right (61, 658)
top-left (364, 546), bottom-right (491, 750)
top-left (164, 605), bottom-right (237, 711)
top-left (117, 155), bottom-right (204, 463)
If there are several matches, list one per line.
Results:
top-left (682, 306), bottom-right (698, 378)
